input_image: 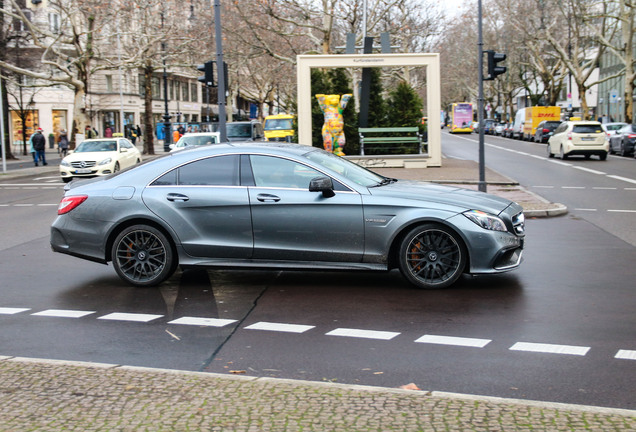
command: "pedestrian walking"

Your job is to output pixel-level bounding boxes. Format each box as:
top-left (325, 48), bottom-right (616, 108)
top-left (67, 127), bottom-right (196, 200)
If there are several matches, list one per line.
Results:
top-left (58, 130), bottom-right (69, 157)
top-left (31, 128), bottom-right (47, 166)
top-left (28, 133), bottom-right (37, 166)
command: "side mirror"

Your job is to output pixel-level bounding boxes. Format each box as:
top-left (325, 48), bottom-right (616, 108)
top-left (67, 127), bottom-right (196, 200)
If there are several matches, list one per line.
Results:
top-left (309, 176), bottom-right (335, 198)
top-left (120, 148), bottom-right (128, 153)
top-left (169, 144), bottom-right (175, 149)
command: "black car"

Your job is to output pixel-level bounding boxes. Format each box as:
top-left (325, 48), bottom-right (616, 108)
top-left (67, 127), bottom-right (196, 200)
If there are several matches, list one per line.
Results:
top-left (534, 120), bottom-right (562, 143)
top-left (608, 124), bottom-right (636, 156)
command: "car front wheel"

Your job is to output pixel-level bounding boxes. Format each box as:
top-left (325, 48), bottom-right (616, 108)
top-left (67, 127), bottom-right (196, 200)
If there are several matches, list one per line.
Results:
top-left (398, 224), bottom-right (467, 289)
top-left (111, 225), bottom-right (176, 287)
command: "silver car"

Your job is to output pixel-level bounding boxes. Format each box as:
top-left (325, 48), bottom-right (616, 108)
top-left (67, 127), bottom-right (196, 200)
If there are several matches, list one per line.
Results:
top-left (51, 144), bottom-right (525, 289)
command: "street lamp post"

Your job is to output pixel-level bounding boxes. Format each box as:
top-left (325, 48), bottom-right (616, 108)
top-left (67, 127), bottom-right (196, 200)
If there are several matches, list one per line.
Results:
top-left (161, 11), bottom-right (172, 151)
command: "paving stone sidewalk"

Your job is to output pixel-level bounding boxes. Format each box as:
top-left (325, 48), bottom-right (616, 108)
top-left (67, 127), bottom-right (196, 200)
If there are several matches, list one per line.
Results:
top-left (0, 356), bottom-right (634, 431)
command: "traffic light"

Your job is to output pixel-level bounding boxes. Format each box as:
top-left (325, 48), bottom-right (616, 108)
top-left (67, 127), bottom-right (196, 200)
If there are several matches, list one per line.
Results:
top-left (197, 61), bottom-right (215, 87)
top-left (484, 50), bottom-right (507, 80)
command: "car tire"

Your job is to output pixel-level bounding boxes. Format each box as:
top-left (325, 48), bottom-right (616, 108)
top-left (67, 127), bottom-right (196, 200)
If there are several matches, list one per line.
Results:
top-left (560, 145), bottom-right (568, 160)
top-left (111, 225), bottom-right (176, 287)
top-left (397, 224), bottom-right (466, 289)
top-left (62, 177), bottom-right (73, 183)
top-left (620, 142), bottom-right (627, 157)
top-left (547, 144), bottom-right (554, 158)
top-left (599, 152), bottom-right (608, 161)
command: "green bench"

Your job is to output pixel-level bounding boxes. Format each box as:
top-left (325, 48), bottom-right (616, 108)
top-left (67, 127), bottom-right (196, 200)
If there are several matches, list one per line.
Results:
top-left (358, 127), bottom-right (424, 155)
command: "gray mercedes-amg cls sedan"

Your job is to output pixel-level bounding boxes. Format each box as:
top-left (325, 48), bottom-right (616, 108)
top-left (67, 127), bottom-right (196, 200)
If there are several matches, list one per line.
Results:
top-left (51, 143), bottom-right (525, 289)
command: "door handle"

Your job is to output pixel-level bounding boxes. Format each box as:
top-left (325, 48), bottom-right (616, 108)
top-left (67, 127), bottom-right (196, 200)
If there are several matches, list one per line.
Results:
top-left (166, 193), bottom-right (189, 202)
top-left (256, 193), bottom-right (281, 202)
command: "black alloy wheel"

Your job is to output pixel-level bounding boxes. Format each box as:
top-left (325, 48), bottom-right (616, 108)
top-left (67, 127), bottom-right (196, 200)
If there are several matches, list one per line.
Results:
top-left (398, 224), bottom-right (467, 289)
top-left (111, 225), bottom-right (176, 286)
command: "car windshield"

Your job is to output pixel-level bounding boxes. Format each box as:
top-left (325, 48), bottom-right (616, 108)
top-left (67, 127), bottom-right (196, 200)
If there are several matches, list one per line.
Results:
top-left (573, 125), bottom-right (602, 134)
top-left (75, 141), bottom-right (117, 152)
top-left (177, 135), bottom-right (218, 147)
top-left (264, 119), bottom-right (293, 130)
top-left (304, 149), bottom-right (385, 187)
top-left (226, 124), bottom-right (251, 138)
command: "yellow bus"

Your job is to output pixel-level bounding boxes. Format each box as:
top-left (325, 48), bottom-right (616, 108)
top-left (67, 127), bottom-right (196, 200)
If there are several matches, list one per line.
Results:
top-left (448, 103), bottom-right (473, 133)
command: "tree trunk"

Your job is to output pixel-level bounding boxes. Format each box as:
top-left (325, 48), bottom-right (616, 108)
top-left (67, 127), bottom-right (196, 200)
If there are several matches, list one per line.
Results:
top-left (621, 0), bottom-right (634, 124)
top-left (70, 87), bottom-right (90, 149)
top-left (143, 63), bottom-right (155, 155)
top-left (1, 77), bottom-right (16, 160)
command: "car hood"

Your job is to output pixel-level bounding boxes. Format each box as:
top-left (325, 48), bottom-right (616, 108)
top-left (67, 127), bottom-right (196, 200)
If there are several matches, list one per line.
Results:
top-left (62, 151), bottom-right (118, 163)
top-left (368, 180), bottom-right (515, 215)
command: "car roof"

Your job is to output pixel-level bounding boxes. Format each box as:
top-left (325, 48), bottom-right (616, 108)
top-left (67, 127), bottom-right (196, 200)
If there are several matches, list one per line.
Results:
top-left (80, 138), bottom-right (120, 142)
top-left (181, 132), bottom-right (220, 137)
top-left (567, 121), bottom-right (602, 125)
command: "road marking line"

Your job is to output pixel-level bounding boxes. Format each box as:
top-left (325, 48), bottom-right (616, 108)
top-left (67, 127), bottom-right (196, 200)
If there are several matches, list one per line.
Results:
top-left (615, 350), bottom-right (636, 360)
top-left (607, 209), bottom-right (636, 213)
top-left (37, 203), bottom-right (58, 206)
top-left (326, 328), bottom-right (400, 340)
top-left (245, 322), bottom-right (315, 333)
top-left (562, 186), bottom-right (585, 189)
top-left (0, 307), bottom-right (31, 315)
top-left (626, 188), bottom-right (636, 191)
top-left (592, 187), bottom-right (617, 190)
top-left (415, 334), bottom-right (491, 348)
top-left (532, 186), bottom-right (555, 189)
top-left (168, 317), bottom-right (237, 327)
top-left (509, 342), bottom-right (590, 356)
top-left (607, 175), bottom-right (636, 185)
top-left (573, 166), bottom-right (606, 175)
top-left (98, 312), bottom-right (163, 323)
top-left (574, 208), bottom-right (597, 212)
top-left (13, 204), bottom-right (34, 206)
top-left (548, 160), bottom-right (572, 167)
top-left (32, 309), bottom-right (95, 318)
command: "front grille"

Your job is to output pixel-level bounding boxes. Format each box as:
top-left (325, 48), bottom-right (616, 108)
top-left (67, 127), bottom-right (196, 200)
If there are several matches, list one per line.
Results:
top-left (71, 161), bottom-right (97, 168)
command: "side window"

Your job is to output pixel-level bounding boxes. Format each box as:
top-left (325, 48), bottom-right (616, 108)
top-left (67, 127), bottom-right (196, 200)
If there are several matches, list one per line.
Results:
top-left (179, 155), bottom-right (239, 186)
top-left (250, 155), bottom-right (322, 189)
top-left (151, 155), bottom-right (239, 186)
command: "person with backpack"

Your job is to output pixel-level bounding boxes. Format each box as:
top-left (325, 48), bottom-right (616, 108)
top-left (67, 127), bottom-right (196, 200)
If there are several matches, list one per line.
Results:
top-left (31, 128), bottom-right (47, 166)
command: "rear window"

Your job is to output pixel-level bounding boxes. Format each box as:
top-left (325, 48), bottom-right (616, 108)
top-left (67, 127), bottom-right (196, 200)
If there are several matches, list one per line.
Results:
top-left (544, 122), bottom-right (561, 128)
top-left (573, 125), bottom-right (602, 134)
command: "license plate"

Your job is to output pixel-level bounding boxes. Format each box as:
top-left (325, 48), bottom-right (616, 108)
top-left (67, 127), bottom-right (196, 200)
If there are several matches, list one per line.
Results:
top-left (74, 168), bottom-right (92, 174)
top-left (581, 136), bottom-right (594, 141)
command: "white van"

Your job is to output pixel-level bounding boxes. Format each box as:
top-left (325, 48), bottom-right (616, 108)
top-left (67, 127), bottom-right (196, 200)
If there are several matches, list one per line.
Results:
top-left (512, 108), bottom-right (526, 140)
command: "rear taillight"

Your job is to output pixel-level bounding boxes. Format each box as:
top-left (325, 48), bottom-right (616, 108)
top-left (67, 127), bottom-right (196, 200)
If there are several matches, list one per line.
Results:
top-left (567, 132), bottom-right (572, 140)
top-left (628, 134), bottom-right (636, 139)
top-left (58, 195), bottom-right (88, 215)
top-left (542, 128), bottom-right (549, 133)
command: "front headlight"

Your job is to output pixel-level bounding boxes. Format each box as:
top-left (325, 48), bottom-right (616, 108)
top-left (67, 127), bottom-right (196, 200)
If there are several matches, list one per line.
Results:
top-left (98, 158), bottom-right (113, 166)
top-left (60, 160), bottom-right (70, 167)
top-left (463, 210), bottom-right (507, 232)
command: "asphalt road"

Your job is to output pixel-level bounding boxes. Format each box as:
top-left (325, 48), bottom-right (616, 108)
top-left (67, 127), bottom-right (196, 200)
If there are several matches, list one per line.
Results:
top-left (0, 148), bottom-right (634, 410)
top-left (442, 130), bottom-right (636, 246)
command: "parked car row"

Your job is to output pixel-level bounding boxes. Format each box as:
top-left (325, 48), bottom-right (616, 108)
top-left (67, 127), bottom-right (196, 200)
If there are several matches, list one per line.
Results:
top-left (473, 117), bottom-right (636, 160)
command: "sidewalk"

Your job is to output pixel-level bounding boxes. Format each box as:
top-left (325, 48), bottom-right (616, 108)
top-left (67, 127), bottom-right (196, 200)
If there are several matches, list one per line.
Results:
top-left (0, 356), bottom-right (634, 431)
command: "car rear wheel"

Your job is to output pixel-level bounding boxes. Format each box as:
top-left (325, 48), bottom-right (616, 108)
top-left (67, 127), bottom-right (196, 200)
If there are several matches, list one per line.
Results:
top-left (547, 143), bottom-right (554, 158)
top-left (398, 224), bottom-right (466, 289)
top-left (560, 145), bottom-right (568, 160)
top-left (111, 225), bottom-right (176, 287)
top-left (114, 162), bottom-right (120, 172)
